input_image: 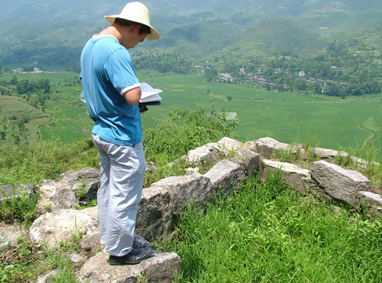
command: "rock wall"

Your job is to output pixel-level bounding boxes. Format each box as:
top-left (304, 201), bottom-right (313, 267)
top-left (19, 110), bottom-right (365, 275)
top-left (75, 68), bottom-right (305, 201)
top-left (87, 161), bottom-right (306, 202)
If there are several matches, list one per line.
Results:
top-left (1, 136), bottom-right (381, 283)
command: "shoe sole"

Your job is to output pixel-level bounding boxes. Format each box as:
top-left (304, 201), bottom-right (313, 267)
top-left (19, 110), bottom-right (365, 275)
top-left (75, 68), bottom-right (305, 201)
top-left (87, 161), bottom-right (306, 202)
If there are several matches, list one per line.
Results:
top-left (107, 252), bottom-right (153, 266)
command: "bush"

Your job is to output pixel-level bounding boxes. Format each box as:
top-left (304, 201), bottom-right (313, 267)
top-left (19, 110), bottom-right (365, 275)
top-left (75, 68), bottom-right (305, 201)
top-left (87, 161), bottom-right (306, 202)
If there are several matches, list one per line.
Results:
top-left (143, 108), bottom-right (238, 159)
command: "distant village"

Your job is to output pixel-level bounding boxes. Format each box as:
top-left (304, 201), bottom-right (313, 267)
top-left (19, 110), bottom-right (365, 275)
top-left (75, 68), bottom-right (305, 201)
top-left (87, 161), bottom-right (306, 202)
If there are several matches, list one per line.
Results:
top-left (12, 67), bottom-right (42, 73)
top-left (11, 67), bottom-right (66, 74)
top-left (217, 66), bottom-right (348, 90)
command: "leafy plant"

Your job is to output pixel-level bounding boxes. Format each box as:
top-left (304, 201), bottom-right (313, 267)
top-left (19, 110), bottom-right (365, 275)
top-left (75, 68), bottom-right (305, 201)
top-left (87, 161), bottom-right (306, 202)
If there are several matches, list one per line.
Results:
top-left (0, 187), bottom-right (38, 226)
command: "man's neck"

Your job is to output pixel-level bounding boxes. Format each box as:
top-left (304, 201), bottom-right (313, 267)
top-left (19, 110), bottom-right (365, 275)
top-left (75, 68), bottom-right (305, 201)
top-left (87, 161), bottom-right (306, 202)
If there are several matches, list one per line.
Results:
top-left (97, 25), bottom-right (123, 45)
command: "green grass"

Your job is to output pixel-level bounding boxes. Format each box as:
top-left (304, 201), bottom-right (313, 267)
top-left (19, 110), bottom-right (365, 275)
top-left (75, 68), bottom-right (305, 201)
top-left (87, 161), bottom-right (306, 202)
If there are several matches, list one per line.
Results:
top-left (1, 71), bottom-right (381, 159)
top-left (0, 95), bottom-right (49, 145)
top-left (0, 71), bottom-right (79, 86)
top-left (137, 71), bottom-right (382, 157)
top-left (0, 139), bottom-right (99, 186)
top-left (166, 173), bottom-right (382, 282)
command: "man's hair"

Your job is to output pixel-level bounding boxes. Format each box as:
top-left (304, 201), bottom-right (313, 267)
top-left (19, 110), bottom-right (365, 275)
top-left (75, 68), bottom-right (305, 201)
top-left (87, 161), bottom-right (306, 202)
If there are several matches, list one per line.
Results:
top-left (114, 18), bottom-right (151, 35)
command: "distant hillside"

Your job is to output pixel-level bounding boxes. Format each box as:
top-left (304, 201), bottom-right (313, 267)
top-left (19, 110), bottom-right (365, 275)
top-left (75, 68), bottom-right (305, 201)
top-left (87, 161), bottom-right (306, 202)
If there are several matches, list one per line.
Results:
top-left (0, 0), bottom-right (380, 67)
top-left (294, 0), bottom-right (382, 31)
top-left (144, 21), bottom-right (245, 59)
top-left (230, 18), bottom-right (321, 56)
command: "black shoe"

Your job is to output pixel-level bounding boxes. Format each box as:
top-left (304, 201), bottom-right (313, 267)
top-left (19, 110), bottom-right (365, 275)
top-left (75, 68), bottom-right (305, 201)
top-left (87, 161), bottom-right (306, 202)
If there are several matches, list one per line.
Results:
top-left (107, 248), bottom-right (153, 265)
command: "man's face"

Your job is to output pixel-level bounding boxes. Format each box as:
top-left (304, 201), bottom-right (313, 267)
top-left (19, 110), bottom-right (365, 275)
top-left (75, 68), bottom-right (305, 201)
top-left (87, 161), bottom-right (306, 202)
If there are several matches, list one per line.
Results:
top-left (129, 32), bottom-right (148, 49)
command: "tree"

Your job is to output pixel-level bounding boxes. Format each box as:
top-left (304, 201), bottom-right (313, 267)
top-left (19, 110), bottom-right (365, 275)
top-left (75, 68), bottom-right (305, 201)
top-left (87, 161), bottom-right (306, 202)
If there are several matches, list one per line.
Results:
top-left (204, 68), bottom-right (218, 82)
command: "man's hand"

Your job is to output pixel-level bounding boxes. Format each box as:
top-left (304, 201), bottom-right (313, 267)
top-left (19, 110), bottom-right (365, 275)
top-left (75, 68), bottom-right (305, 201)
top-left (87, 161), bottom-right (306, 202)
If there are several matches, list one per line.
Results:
top-left (123, 87), bottom-right (141, 105)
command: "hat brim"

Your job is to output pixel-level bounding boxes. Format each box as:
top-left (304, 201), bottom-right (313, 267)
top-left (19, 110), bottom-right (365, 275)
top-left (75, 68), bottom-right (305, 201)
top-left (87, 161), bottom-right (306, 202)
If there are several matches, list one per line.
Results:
top-left (105, 16), bottom-right (160, 40)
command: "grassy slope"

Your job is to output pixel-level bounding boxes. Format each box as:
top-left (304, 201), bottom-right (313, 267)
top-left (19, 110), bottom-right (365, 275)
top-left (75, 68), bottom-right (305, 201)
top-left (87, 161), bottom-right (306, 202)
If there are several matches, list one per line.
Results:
top-left (169, 175), bottom-right (382, 282)
top-left (228, 18), bottom-right (321, 56)
top-left (1, 71), bottom-right (381, 156)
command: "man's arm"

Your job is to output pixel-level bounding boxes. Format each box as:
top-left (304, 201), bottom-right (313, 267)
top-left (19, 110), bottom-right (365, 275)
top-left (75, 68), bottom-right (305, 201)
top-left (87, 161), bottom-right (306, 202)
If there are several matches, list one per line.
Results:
top-left (123, 87), bottom-right (142, 105)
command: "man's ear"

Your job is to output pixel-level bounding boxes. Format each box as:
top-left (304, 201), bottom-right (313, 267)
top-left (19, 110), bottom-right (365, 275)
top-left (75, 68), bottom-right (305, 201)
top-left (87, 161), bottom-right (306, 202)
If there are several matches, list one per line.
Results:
top-left (133, 24), bottom-right (141, 33)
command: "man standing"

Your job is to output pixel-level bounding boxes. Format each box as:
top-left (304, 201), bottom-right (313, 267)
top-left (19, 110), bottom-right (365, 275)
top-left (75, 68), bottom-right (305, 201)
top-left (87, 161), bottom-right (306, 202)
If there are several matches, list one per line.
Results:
top-left (80, 2), bottom-right (160, 265)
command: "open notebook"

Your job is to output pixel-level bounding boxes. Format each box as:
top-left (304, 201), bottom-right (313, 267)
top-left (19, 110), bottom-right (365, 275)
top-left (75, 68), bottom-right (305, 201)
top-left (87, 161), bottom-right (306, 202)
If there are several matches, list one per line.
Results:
top-left (139, 82), bottom-right (162, 104)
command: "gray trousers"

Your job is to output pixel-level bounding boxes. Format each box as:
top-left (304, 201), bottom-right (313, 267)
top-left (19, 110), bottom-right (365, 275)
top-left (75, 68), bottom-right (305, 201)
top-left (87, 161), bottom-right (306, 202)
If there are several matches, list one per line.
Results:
top-left (92, 134), bottom-right (146, 257)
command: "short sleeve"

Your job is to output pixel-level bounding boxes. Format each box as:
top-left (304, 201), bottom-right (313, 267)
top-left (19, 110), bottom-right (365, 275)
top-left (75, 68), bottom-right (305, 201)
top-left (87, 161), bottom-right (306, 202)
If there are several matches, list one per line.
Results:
top-left (104, 48), bottom-right (140, 95)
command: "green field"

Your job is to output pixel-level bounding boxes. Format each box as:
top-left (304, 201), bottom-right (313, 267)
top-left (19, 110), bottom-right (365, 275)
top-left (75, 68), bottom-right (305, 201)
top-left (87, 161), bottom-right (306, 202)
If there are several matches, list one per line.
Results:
top-left (1, 71), bottom-right (381, 155)
top-left (138, 71), bottom-right (382, 153)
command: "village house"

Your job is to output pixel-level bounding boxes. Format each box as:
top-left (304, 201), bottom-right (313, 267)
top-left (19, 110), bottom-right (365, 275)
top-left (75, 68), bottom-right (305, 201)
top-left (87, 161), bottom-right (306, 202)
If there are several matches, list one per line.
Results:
top-left (218, 73), bottom-right (233, 82)
top-left (12, 68), bottom-right (23, 73)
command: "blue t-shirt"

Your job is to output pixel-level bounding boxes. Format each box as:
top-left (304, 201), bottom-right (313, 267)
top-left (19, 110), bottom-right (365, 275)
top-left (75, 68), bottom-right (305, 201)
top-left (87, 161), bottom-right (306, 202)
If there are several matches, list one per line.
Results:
top-left (80, 35), bottom-right (142, 146)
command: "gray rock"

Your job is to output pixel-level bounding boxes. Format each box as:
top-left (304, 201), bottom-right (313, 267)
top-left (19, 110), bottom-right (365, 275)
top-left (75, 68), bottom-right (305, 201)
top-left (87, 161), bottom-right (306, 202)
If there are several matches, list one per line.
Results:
top-left (359, 191), bottom-right (382, 206)
top-left (204, 159), bottom-right (245, 195)
top-left (71, 254), bottom-right (86, 263)
top-left (235, 150), bottom-right (261, 174)
top-left (37, 179), bottom-right (79, 213)
top-left (36, 269), bottom-right (60, 283)
top-left (37, 167), bottom-right (100, 213)
top-left (314, 148), bottom-right (341, 159)
top-left (216, 137), bottom-right (243, 153)
top-left (136, 186), bottom-right (173, 241)
top-left (145, 162), bottom-right (157, 174)
top-left (261, 159), bottom-right (311, 195)
top-left (186, 143), bottom-right (219, 164)
top-left (0, 183), bottom-right (35, 205)
top-left (186, 167), bottom-right (199, 174)
top-left (0, 222), bottom-right (26, 247)
top-left (79, 230), bottom-right (102, 252)
top-left (76, 252), bottom-right (181, 283)
top-left (29, 207), bottom-right (99, 248)
top-left (58, 167), bottom-right (100, 203)
top-left (351, 156), bottom-right (380, 170)
top-left (312, 160), bottom-right (370, 205)
top-left (151, 173), bottom-right (211, 213)
top-left (254, 137), bottom-right (291, 158)
top-left (242, 140), bottom-right (257, 152)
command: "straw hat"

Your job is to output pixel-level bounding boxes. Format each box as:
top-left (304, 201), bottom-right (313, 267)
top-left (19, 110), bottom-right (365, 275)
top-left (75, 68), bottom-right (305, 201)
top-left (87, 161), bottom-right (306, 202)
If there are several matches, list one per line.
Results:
top-left (105, 2), bottom-right (160, 40)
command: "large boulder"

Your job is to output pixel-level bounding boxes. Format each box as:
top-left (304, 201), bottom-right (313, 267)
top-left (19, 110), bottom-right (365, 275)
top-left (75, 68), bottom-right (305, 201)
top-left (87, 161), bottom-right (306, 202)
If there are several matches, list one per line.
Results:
top-left (151, 173), bottom-right (211, 213)
top-left (58, 167), bottom-right (100, 203)
top-left (77, 252), bottom-right (181, 283)
top-left (37, 167), bottom-right (100, 213)
top-left (37, 179), bottom-right (79, 213)
top-left (312, 161), bottom-right (370, 205)
top-left (29, 207), bottom-right (99, 248)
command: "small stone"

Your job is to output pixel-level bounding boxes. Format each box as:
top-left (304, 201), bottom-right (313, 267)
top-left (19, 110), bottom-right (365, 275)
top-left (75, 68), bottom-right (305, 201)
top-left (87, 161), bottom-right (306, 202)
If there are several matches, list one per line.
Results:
top-left (70, 254), bottom-right (86, 263)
